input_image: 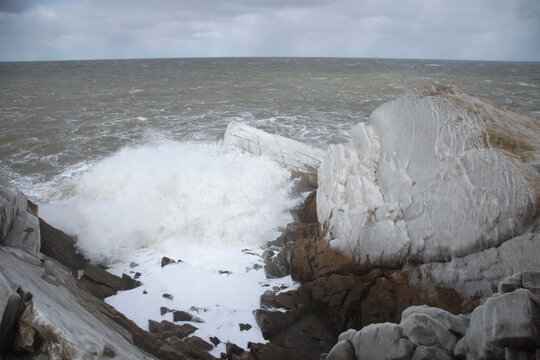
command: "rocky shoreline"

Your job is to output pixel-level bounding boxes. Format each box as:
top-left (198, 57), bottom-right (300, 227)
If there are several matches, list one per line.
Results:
top-left (1, 84), bottom-right (539, 359)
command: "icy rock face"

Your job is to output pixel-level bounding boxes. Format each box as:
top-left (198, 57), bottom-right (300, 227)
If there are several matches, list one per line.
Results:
top-left (0, 246), bottom-right (151, 359)
top-left (0, 176), bottom-right (40, 252)
top-left (224, 121), bottom-right (325, 188)
top-left (317, 85), bottom-right (539, 267)
top-left (461, 288), bottom-right (540, 360)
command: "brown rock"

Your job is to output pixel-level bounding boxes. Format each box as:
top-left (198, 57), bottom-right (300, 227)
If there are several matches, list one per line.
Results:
top-left (39, 218), bottom-right (86, 274)
top-left (148, 319), bottom-right (198, 339)
top-left (248, 342), bottom-right (317, 360)
top-left (173, 310), bottom-right (204, 323)
top-left (120, 273), bottom-right (141, 291)
top-left (83, 263), bottom-right (121, 290)
top-left (254, 309), bottom-right (298, 340)
top-left (161, 256), bottom-right (176, 267)
top-left (239, 323), bottom-right (252, 331)
top-left (78, 277), bottom-right (117, 299)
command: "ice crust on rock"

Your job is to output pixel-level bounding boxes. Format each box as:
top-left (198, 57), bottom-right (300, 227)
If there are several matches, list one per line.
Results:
top-left (317, 85), bottom-right (539, 268)
top-left (0, 175), bottom-right (40, 253)
top-left (224, 121), bottom-right (325, 188)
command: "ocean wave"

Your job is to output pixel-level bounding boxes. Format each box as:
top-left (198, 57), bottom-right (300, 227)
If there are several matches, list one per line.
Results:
top-left (40, 140), bottom-right (299, 264)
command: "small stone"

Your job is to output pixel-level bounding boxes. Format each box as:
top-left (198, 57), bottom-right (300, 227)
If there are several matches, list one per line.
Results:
top-left (163, 293), bottom-right (173, 300)
top-left (239, 323), bottom-right (252, 331)
top-left (143, 290), bottom-right (147, 294)
top-left (161, 257), bottom-right (176, 267)
top-left (173, 310), bottom-right (204, 323)
top-left (160, 306), bottom-right (171, 316)
top-left (210, 336), bottom-right (221, 346)
top-left (120, 273), bottom-right (141, 291)
top-left (129, 262), bottom-right (138, 268)
top-left (218, 270), bottom-right (232, 276)
top-left (134, 272), bottom-right (141, 280)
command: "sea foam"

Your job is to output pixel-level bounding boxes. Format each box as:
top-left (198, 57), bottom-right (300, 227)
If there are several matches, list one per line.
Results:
top-left (40, 140), bottom-right (298, 264)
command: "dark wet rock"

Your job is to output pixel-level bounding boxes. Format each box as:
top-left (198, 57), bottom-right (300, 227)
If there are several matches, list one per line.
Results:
top-left (210, 336), bottom-right (221, 346)
top-left (239, 323), bottom-right (252, 331)
top-left (120, 273), bottom-right (141, 290)
top-left (161, 256), bottom-right (176, 267)
top-left (78, 276), bottom-right (118, 299)
top-left (161, 306), bottom-right (172, 315)
top-left (185, 336), bottom-right (214, 352)
top-left (173, 310), bottom-right (204, 323)
top-left (83, 263), bottom-right (122, 290)
top-left (248, 342), bottom-right (318, 360)
top-left (39, 218), bottom-right (86, 274)
top-left (148, 319), bottom-right (198, 339)
top-left (254, 309), bottom-right (298, 340)
top-left (163, 293), bottom-right (173, 300)
top-left (134, 271), bottom-right (141, 280)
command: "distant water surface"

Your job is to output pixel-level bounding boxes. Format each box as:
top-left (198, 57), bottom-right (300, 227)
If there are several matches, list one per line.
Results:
top-left (1, 57), bottom-right (539, 197)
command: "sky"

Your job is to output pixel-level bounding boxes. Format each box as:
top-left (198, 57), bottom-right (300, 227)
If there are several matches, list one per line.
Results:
top-left (0, 0), bottom-right (539, 62)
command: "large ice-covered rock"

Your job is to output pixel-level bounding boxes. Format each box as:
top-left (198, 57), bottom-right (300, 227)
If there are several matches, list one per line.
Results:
top-left (318, 85), bottom-right (540, 268)
top-left (461, 288), bottom-right (540, 359)
top-left (0, 176), bottom-right (40, 252)
top-left (224, 121), bottom-right (325, 187)
top-left (0, 246), bottom-right (152, 359)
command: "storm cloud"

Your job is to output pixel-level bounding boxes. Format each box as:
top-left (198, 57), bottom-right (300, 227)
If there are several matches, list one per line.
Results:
top-left (0, 0), bottom-right (539, 61)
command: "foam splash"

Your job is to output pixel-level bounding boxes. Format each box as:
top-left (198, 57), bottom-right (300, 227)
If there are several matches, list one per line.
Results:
top-left (40, 140), bottom-right (298, 264)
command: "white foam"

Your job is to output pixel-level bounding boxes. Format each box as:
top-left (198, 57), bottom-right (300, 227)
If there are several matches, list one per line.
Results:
top-left (40, 140), bottom-right (298, 264)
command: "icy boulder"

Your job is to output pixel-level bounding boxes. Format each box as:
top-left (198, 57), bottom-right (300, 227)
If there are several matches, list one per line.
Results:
top-left (224, 121), bottom-right (325, 188)
top-left (0, 175), bottom-right (40, 253)
top-left (317, 85), bottom-right (540, 268)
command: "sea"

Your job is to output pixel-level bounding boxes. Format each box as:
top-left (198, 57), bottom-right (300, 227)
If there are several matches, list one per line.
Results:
top-left (1, 57), bottom-right (539, 354)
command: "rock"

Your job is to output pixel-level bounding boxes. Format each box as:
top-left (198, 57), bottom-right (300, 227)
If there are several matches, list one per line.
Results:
top-left (120, 273), bottom-right (141, 291)
top-left (247, 342), bottom-right (317, 360)
top-left (462, 288), bottom-right (540, 359)
top-left (161, 306), bottom-right (172, 315)
top-left (173, 310), bottom-right (204, 323)
top-left (0, 176), bottom-right (40, 253)
top-left (39, 217), bottom-right (86, 274)
top-left (163, 293), bottom-right (174, 300)
top-left (411, 345), bottom-right (453, 360)
top-left (350, 323), bottom-right (415, 360)
top-left (185, 336), bottom-right (214, 353)
top-left (401, 305), bottom-right (470, 338)
top-left (239, 323), bottom-right (252, 331)
top-left (148, 319), bottom-right (198, 339)
top-left (210, 336), bottom-right (221, 346)
top-left (498, 272), bottom-right (523, 293)
top-left (78, 277), bottom-right (117, 299)
top-left (400, 312), bottom-right (457, 353)
top-left (223, 121), bottom-right (325, 188)
top-left (0, 274), bottom-right (22, 354)
top-left (326, 339), bottom-right (355, 360)
top-left (161, 256), bottom-right (176, 267)
top-left (0, 246), bottom-right (152, 358)
top-left (254, 309), bottom-right (298, 340)
top-left (522, 270), bottom-right (540, 296)
top-left (317, 85), bottom-right (540, 270)
top-left (83, 263), bottom-right (121, 290)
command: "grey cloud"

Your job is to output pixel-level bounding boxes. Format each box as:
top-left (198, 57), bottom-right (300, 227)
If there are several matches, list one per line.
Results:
top-left (0, 0), bottom-right (44, 13)
top-left (0, 0), bottom-right (538, 61)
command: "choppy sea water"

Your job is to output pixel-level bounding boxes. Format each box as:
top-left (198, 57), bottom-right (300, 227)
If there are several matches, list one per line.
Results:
top-left (1, 57), bottom-right (539, 354)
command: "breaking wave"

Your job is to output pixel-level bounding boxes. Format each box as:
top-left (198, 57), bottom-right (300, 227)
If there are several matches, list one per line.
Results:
top-left (40, 141), bottom-right (298, 264)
